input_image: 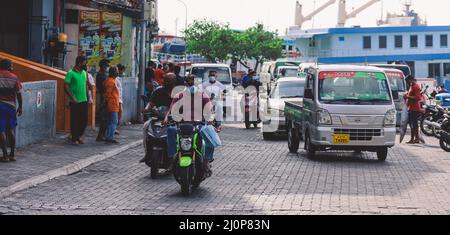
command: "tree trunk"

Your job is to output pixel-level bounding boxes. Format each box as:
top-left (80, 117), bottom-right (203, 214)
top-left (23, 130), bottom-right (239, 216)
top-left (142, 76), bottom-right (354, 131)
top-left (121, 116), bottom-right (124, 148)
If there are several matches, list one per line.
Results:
top-left (254, 60), bottom-right (261, 72)
top-left (238, 60), bottom-right (250, 69)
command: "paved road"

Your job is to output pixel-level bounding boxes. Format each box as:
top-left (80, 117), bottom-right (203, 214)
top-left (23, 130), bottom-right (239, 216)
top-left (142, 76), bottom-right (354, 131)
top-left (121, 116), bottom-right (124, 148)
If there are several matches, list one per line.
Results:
top-left (1, 124), bottom-right (449, 215)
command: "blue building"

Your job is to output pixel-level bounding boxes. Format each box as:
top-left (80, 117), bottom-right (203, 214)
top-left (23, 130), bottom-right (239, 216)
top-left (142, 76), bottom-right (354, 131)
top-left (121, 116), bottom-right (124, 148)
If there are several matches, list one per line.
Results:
top-left (285, 25), bottom-right (450, 83)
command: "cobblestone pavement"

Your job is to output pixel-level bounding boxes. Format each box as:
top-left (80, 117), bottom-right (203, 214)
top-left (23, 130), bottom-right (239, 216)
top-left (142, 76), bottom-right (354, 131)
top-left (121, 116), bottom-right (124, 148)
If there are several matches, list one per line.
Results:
top-left (0, 124), bottom-right (449, 215)
top-left (0, 125), bottom-right (142, 191)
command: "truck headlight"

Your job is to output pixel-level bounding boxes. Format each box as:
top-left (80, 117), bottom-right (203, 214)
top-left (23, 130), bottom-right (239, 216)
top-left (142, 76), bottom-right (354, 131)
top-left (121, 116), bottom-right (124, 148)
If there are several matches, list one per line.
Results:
top-left (384, 109), bottom-right (396, 126)
top-left (180, 138), bottom-right (193, 151)
top-left (317, 109), bottom-right (332, 125)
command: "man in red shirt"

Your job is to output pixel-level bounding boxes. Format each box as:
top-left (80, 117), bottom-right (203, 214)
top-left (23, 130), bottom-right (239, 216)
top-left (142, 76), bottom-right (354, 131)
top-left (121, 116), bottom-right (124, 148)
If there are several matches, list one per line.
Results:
top-left (404, 76), bottom-right (424, 144)
top-left (0, 59), bottom-right (23, 162)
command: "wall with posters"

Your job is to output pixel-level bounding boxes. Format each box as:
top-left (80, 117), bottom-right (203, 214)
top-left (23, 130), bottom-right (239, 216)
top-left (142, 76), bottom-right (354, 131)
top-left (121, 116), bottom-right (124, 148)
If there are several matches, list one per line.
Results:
top-left (79, 11), bottom-right (101, 66)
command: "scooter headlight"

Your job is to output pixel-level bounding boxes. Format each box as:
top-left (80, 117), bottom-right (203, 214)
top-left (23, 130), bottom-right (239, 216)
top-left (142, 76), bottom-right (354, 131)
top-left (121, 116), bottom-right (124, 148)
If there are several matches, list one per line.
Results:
top-left (180, 138), bottom-right (193, 151)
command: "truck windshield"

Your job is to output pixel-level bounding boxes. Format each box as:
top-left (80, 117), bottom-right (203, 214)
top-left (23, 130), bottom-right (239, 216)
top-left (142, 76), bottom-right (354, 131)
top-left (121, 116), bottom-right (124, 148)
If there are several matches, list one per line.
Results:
top-left (278, 68), bottom-right (298, 78)
top-left (271, 81), bottom-right (305, 99)
top-left (191, 67), bottom-right (231, 84)
top-left (319, 71), bottom-right (392, 105)
top-left (385, 71), bottom-right (406, 92)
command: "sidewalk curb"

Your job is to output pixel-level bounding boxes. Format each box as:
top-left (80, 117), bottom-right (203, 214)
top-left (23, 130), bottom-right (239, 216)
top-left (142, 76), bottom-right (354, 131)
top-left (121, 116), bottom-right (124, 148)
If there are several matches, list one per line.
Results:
top-left (0, 140), bottom-right (142, 199)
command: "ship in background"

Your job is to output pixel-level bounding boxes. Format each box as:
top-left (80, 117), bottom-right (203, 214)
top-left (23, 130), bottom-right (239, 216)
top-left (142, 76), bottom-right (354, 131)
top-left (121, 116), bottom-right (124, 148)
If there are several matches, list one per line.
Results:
top-left (282, 0), bottom-right (450, 84)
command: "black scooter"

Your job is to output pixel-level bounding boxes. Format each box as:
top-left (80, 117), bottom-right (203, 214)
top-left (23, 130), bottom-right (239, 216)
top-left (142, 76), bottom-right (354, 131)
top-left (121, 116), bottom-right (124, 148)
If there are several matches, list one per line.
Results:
top-left (144, 107), bottom-right (171, 179)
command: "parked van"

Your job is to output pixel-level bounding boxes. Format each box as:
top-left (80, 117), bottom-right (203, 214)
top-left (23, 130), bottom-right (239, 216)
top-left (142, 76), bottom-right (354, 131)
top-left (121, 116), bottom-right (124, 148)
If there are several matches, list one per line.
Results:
top-left (190, 64), bottom-right (234, 115)
top-left (381, 68), bottom-right (407, 126)
top-left (285, 65), bottom-right (397, 161)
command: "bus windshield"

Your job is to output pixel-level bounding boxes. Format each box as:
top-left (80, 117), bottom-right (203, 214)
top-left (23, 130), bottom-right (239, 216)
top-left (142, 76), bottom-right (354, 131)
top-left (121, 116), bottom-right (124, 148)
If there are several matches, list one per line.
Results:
top-left (190, 67), bottom-right (231, 84)
top-left (319, 71), bottom-right (392, 105)
top-left (385, 71), bottom-right (406, 92)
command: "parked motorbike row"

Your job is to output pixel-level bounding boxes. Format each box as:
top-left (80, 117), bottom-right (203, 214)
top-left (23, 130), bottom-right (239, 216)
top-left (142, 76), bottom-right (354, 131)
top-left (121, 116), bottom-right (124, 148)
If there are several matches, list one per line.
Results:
top-left (418, 84), bottom-right (450, 152)
top-left (420, 104), bottom-right (450, 152)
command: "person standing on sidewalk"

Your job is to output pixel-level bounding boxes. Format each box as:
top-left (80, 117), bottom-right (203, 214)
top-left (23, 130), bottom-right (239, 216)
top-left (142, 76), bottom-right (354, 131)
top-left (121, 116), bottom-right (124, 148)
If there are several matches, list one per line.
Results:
top-left (116, 64), bottom-right (126, 135)
top-left (96, 59), bottom-right (110, 141)
top-left (404, 75), bottom-right (424, 144)
top-left (64, 56), bottom-right (91, 145)
top-left (0, 59), bottom-right (23, 162)
top-left (103, 67), bottom-right (120, 144)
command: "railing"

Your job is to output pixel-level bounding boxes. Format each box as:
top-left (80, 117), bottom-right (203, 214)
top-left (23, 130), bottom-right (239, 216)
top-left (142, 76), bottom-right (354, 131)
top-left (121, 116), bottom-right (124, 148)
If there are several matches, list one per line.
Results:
top-left (301, 48), bottom-right (450, 58)
top-left (151, 52), bottom-right (209, 64)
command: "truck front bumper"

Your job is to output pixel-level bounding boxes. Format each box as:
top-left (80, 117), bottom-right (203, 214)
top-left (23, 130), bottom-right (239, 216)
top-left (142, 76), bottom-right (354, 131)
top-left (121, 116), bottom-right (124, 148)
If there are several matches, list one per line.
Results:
top-left (310, 126), bottom-right (396, 149)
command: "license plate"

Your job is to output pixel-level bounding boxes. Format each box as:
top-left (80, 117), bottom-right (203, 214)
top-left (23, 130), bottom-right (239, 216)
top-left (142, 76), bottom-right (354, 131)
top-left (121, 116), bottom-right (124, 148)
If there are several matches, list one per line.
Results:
top-left (333, 134), bottom-right (350, 145)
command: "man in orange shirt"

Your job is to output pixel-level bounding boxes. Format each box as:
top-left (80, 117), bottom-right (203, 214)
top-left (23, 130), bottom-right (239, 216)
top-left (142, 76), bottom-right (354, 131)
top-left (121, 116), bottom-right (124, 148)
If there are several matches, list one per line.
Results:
top-left (154, 64), bottom-right (165, 86)
top-left (103, 67), bottom-right (120, 144)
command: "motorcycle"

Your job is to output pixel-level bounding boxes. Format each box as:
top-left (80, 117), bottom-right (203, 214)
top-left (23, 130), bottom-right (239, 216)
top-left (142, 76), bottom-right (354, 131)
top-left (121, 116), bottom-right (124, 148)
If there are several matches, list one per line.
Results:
top-left (143, 106), bottom-right (171, 179)
top-left (439, 112), bottom-right (450, 152)
top-left (172, 121), bottom-right (211, 196)
top-left (420, 105), bottom-right (448, 137)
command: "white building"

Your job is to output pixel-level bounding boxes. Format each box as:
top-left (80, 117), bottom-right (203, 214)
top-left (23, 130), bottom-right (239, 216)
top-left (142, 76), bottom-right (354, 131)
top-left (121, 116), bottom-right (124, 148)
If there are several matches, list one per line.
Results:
top-left (286, 25), bottom-right (450, 83)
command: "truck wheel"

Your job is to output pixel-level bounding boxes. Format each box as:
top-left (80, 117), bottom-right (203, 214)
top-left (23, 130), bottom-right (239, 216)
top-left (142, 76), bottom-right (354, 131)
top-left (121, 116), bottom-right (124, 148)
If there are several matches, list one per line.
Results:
top-left (263, 132), bottom-right (275, 140)
top-left (376, 148), bottom-right (388, 161)
top-left (305, 133), bottom-right (316, 159)
top-left (288, 127), bottom-right (300, 153)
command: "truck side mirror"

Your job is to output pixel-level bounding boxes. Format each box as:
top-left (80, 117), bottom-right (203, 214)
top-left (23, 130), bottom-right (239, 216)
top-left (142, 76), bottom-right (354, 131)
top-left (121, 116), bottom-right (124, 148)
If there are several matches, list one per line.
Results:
top-left (392, 90), bottom-right (399, 100)
top-left (304, 89), bottom-right (313, 99)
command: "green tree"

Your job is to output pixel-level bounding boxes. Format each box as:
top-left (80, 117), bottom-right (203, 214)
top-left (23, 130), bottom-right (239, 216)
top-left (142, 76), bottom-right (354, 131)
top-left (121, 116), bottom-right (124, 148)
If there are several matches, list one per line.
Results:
top-left (237, 24), bottom-right (283, 71)
top-left (184, 21), bottom-right (283, 70)
top-left (184, 20), bottom-right (236, 63)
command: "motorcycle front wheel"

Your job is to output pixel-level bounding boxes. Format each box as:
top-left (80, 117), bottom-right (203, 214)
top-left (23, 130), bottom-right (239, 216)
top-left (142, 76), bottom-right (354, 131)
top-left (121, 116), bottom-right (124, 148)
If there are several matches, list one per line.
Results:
top-left (420, 114), bottom-right (434, 136)
top-left (440, 138), bottom-right (450, 152)
top-left (179, 167), bottom-right (193, 196)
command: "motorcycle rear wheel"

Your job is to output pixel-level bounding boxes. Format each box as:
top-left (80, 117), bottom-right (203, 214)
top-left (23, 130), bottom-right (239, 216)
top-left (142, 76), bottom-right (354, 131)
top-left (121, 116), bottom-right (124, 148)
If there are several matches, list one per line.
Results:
top-left (150, 150), bottom-right (161, 179)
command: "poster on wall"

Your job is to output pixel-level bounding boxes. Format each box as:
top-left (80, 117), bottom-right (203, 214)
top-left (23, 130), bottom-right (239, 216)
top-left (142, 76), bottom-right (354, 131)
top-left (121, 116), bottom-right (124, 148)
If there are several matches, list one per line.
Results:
top-left (79, 11), bottom-right (101, 66)
top-left (100, 12), bottom-right (123, 66)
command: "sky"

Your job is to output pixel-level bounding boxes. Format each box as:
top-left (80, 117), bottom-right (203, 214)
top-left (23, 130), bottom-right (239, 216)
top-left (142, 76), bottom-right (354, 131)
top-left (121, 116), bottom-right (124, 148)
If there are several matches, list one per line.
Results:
top-left (157, 0), bottom-right (450, 36)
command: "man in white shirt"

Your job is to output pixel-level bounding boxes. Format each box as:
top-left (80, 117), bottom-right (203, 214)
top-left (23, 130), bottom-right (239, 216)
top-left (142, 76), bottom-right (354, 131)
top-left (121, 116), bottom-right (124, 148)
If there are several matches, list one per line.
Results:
top-left (202, 70), bottom-right (226, 128)
top-left (116, 64), bottom-right (125, 134)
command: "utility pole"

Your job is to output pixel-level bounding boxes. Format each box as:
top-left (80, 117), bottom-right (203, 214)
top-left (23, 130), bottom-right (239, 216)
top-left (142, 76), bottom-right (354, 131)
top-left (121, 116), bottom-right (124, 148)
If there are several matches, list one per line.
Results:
top-left (176, 0), bottom-right (188, 73)
top-left (138, 0), bottom-right (147, 123)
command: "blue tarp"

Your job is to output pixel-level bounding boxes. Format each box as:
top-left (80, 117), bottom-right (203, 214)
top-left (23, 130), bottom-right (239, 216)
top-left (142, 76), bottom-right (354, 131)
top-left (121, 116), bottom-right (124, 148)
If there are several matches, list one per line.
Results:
top-left (445, 80), bottom-right (450, 91)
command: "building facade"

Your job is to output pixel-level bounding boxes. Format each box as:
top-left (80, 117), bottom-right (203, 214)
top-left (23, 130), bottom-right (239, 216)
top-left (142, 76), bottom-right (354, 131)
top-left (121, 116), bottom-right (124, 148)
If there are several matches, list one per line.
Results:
top-left (286, 25), bottom-right (450, 84)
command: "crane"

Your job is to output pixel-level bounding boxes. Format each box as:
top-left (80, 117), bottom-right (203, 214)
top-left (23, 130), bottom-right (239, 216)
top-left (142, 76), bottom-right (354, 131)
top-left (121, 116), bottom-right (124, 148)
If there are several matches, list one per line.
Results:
top-left (295, 0), bottom-right (337, 29)
top-left (337, 0), bottom-right (381, 27)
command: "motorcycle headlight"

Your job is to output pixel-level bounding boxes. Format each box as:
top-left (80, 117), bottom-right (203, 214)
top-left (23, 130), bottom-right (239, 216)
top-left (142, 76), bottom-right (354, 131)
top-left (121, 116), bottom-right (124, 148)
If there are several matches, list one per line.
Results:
top-left (317, 109), bottom-right (332, 125)
top-left (180, 138), bottom-right (193, 151)
top-left (384, 109), bottom-right (396, 126)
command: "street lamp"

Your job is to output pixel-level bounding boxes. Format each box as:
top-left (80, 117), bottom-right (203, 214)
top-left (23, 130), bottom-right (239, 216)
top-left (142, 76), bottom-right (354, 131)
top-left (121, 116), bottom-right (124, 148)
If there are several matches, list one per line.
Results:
top-left (176, 0), bottom-right (188, 74)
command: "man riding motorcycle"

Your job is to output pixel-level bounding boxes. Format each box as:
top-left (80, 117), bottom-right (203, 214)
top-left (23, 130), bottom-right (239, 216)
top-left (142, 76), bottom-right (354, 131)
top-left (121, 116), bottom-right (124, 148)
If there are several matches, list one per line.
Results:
top-left (140, 78), bottom-right (176, 164)
top-left (163, 74), bottom-right (216, 174)
top-left (202, 70), bottom-right (225, 130)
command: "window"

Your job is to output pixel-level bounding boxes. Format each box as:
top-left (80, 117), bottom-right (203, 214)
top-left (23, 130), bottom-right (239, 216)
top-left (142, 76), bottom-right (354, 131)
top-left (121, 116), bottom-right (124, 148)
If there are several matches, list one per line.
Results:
top-left (282, 45), bottom-right (286, 50)
top-left (288, 45), bottom-right (293, 51)
top-left (309, 38), bottom-right (316, 47)
top-left (363, 36), bottom-right (371, 49)
top-left (444, 63), bottom-right (450, 76)
top-left (428, 63), bottom-right (441, 78)
top-left (426, 35), bottom-right (433, 47)
top-left (410, 35), bottom-right (418, 48)
top-left (339, 37), bottom-right (345, 41)
top-left (441, 34), bottom-right (448, 47)
top-left (395, 35), bottom-right (403, 48)
top-left (379, 36), bottom-right (387, 49)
